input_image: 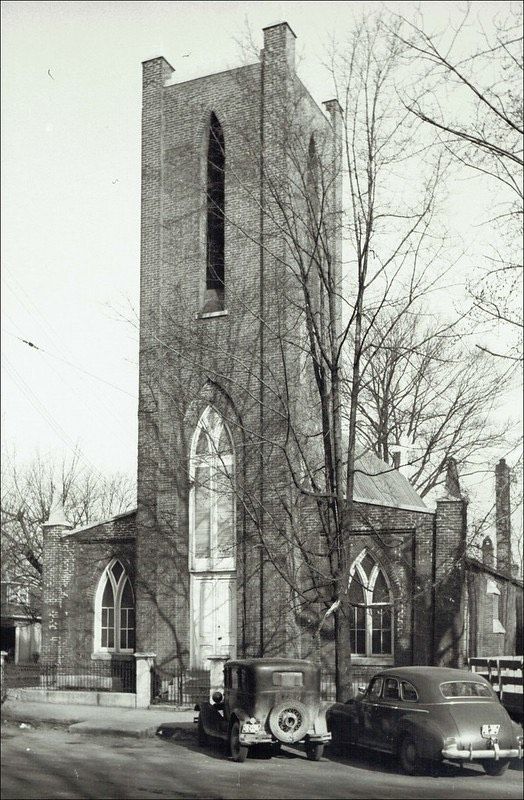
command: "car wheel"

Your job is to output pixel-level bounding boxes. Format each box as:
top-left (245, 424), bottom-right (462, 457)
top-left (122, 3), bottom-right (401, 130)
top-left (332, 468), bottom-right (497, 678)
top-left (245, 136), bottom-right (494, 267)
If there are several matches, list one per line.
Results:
top-left (306, 742), bottom-right (324, 761)
top-left (399, 735), bottom-right (421, 776)
top-left (482, 759), bottom-right (510, 776)
top-left (197, 715), bottom-right (207, 747)
top-left (230, 720), bottom-right (249, 763)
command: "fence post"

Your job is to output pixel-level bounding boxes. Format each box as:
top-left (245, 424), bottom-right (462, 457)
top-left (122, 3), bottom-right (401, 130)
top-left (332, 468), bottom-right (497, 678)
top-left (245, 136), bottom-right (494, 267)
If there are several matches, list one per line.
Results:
top-left (134, 652), bottom-right (156, 708)
top-left (1, 651), bottom-right (7, 704)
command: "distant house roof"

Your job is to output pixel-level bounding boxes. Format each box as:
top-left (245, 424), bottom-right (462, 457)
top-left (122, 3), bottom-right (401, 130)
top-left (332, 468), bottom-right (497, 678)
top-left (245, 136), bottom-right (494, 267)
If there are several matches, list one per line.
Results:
top-left (353, 450), bottom-right (430, 513)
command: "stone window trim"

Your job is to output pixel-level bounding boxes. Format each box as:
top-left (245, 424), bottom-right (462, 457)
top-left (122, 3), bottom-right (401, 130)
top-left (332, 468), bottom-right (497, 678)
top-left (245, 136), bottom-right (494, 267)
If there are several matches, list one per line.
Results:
top-left (189, 405), bottom-right (236, 572)
top-left (93, 558), bottom-right (135, 656)
top-left (196, 309), bottom-right (229, 320)
top-left (348, 549), bottom-right (394, 662)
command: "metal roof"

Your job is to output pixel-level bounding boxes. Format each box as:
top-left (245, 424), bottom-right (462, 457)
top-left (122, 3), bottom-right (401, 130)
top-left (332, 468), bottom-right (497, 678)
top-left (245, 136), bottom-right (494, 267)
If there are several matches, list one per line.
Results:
top-left (353, 450), bottom-right (429, 513)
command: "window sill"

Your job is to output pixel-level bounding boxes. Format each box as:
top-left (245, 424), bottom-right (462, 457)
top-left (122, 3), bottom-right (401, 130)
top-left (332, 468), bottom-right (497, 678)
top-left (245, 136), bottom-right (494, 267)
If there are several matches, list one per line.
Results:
top-left (91, 651), bottom-right (135, 662)
top-left (350, 656), bottom-right (394, 665)
top-left (196, 309), bottom-right (229, 320)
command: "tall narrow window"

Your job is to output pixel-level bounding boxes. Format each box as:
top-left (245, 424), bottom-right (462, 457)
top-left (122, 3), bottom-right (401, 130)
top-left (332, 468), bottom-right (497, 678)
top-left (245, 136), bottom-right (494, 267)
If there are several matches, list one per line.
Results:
top-left (95, 559), bottom-right (135, 654)
top-left (482, 537), bottom-right (494, 568)
top-left (204, 113), bottom-right (225, 313)
top-left (190, 406), bottom-right (235, 571)
top-left (348, 551), bottom-right (393, 659)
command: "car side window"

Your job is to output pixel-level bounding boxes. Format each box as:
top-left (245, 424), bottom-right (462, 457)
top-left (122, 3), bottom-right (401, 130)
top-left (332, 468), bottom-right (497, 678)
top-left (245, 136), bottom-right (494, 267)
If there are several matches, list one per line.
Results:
top-left (383, 678), bottom-right (400, 700)
top-left (230, 669), bottom-right (239, 690)
top-left (367, 677), bottom-right (383, 699)
top-left (400, 681), bottom-right (418, 702)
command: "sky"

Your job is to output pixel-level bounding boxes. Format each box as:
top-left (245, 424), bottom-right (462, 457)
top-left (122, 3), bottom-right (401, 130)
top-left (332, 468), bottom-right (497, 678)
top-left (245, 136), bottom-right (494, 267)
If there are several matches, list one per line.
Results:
top-left (1, 1), bottom-right (521, 540)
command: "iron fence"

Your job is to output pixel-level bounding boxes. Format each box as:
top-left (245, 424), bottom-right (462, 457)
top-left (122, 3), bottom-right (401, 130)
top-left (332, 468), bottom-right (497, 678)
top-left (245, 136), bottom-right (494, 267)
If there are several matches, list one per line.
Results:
top-left (152, 666), bottom-right (210, 706)
top-left (2, 662), bottom-right (41, 689)
top-left (321, 665), bottom-right (384, 701)
top-left (3, 659), bottom-right (136, 693)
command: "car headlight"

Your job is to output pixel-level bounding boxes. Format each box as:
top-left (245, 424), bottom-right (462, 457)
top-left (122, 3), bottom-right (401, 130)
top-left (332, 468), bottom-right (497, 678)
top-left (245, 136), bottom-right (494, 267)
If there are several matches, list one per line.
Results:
top-left (443, 736), bottom-right (458, 748)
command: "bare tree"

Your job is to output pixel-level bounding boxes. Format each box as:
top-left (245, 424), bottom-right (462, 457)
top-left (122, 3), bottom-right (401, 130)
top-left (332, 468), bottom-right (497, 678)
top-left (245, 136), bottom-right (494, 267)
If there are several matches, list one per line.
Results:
top-left (1, 448), bottom-right (135, 618)
top-left (394, 3), bottom-right (523, 361)
top-left (357, 310), bottom-right (515, 497)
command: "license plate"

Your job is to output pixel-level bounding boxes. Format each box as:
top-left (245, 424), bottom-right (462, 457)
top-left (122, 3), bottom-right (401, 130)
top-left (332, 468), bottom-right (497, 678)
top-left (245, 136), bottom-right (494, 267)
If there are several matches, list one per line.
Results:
top-left (481, 724), bottom-right (500, 738)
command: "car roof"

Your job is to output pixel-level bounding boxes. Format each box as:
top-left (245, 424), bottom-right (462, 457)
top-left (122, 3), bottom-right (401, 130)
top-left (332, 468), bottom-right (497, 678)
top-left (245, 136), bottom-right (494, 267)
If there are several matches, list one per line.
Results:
top-left (371, 666), bottom-right (492, 700)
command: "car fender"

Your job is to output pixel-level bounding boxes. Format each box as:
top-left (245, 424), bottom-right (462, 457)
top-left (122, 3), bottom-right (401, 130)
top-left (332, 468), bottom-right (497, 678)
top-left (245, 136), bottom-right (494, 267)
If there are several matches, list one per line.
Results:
top-left (199, 701), bottom-right (228, 739)
top-left (396, 715), bottom-right (445, 760)
top-left (230, 707), bottom-right (252, 728)
top-left (312, 702), bottom-right (332, 735)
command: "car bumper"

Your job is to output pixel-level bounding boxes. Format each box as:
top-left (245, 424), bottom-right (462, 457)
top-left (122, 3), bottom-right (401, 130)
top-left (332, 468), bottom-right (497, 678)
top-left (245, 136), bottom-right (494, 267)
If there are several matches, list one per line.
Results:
top-left (238, 732), bottom-right (332, 746)
top-left (442, 743), bottom-right (523, 761)
top-left (239, 731), bottom-right (273, 745)
top-left (307, 733), bottom-right (332, 744)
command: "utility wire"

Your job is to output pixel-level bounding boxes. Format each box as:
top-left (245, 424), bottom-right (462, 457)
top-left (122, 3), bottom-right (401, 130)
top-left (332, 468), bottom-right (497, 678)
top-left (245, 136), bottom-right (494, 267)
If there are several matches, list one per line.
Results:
top-left (2, 329), bottom-right (136, 399)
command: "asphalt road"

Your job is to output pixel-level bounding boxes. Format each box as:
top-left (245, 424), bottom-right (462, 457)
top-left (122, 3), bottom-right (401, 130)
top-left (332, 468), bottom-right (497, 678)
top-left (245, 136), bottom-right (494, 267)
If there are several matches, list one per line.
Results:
top-left (1, 721), bottom-right (522, 800)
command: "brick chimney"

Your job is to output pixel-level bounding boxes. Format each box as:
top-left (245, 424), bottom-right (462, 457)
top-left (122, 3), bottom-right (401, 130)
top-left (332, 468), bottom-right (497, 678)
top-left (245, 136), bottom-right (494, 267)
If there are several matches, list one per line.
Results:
top-left (495, 458), bottom-right (511, 575)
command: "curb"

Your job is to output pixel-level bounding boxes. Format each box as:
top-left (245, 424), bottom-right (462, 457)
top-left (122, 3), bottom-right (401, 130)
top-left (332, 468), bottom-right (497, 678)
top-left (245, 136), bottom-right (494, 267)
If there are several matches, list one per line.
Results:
top-left (68, 720), bottom-right (160, 739)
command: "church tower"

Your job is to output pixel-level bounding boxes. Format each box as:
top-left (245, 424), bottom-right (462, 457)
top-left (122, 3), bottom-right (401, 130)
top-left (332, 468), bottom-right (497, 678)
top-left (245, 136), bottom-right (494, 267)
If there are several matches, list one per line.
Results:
top-left (136, 23), bottom-right (342, 670)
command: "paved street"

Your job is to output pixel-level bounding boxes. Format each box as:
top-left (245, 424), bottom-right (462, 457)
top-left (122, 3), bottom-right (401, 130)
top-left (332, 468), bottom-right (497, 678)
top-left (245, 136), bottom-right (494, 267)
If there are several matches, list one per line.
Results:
top-left (1, 721), bottom-right (522, 800)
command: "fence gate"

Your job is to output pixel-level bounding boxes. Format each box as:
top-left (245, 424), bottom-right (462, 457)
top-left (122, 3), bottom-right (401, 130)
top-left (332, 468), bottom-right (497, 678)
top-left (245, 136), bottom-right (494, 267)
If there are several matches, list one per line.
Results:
top-left (151, 666), bottom-right (210, 706)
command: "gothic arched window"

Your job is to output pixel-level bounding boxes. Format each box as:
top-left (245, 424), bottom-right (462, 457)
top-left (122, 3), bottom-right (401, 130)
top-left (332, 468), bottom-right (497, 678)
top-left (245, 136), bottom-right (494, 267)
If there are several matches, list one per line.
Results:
top-left (204, 113), bottom-right (225, 313)
top-left (482, 537), bottom-right (494, 569)
top-left (190, 406), bottom-right (235, 571)
top-left (94, 559), bottom-right (135, 653)
top-left (348, 551), bottom-right (393, 658)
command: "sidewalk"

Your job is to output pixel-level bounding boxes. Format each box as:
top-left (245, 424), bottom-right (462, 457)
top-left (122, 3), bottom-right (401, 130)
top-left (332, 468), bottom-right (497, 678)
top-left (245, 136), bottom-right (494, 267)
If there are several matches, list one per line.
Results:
top-left (1, 697), bottom-right (196, 739)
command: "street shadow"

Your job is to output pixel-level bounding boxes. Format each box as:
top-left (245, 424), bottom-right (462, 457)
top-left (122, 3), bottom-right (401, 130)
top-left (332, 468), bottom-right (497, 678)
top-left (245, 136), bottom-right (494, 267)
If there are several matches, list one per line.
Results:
top-left (155, 728), bottom-right (304, 763)
top-left (325, 743), bottom-right (493, 779)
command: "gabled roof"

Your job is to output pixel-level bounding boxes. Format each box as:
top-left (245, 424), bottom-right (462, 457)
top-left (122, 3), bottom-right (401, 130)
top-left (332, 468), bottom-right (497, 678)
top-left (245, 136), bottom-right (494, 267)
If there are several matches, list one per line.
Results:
top-left (353, 450), bottom-right (430, 514)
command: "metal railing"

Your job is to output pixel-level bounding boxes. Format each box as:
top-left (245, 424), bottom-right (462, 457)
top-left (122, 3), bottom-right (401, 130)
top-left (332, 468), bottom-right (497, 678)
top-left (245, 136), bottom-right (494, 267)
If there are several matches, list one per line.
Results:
top-left (152, 666), bottom-right (210, 706)
top-left (3, 659), bottom-right (136, 693)
top-left (321, 665), bottom-right (383, 701)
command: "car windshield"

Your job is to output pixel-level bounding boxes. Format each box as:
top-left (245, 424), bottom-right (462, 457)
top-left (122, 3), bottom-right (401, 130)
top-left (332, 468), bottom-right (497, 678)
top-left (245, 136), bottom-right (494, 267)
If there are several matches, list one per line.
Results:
top-left (440, 681), bottom-right (492, 698)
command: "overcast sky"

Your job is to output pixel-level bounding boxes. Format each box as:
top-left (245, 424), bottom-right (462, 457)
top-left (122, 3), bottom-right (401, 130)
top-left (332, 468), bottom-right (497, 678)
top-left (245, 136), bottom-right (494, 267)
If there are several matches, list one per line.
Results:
top-left (2, 0), bottom-right (521, 535)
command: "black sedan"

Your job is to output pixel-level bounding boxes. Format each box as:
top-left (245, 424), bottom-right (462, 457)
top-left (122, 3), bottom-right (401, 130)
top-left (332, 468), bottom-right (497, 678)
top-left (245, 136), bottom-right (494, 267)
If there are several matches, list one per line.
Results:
top-left (327, 666), bottom-right (523, 775)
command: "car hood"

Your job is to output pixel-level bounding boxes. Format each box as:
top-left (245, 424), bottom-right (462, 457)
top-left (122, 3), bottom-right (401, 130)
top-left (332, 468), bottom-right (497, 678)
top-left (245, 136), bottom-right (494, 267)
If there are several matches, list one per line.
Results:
top-left (444, 701), bottom-right (515, 748)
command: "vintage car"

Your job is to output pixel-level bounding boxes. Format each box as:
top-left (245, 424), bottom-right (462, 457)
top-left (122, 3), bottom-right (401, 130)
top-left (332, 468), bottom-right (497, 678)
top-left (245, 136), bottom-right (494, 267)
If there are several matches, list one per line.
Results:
top-left (327, 666), bottom-right (523, 776)
top-left (195, 658), bottom-right (331, 762)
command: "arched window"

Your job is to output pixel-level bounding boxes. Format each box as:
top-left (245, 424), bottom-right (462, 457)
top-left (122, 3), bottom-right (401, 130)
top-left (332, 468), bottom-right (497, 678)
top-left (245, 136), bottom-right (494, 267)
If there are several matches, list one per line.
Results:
top-left (204, 112), bottom-right (225, 313)
top-left (482, 537), bottom-right (494, 569)
top-left (307, 135), bottom-right (320, 226)
top-left (348, 551), bottom-right (393, 658)
top-left (189, 406), bottom-right (235, 571)
top-left (94, 559), bottom-right (135, 654)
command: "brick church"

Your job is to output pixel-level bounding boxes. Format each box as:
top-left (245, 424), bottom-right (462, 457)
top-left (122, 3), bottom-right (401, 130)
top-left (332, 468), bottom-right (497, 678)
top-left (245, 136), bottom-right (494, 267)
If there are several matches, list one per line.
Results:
top-left (41, 23), bottom-right (521, 689)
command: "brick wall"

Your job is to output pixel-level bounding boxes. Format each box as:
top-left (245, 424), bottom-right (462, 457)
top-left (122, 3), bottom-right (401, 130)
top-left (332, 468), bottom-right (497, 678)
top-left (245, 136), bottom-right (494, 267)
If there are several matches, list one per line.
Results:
top-left (41, 513), bottom-right (136, 664)
top-left (136, 23), bottom-right (340, 667)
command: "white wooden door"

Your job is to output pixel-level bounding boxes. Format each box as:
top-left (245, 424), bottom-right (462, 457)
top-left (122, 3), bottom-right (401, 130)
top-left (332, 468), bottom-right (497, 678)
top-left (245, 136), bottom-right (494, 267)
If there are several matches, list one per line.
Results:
top-left (191, 574), bottom-right (236, 668)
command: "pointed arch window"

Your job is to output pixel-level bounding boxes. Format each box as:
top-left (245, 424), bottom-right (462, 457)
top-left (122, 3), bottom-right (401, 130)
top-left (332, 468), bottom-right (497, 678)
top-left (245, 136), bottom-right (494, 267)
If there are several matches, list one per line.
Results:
top-left (190, 406), bottom-right (235, 571)
top-left (482, 537), bottom-right (494, 569)
top-left (348, 551), bottom-right (393, 658)
top-left (204, 113), bottom-right (225, 313)
top-left (94, 559), bottom-right (135, 654)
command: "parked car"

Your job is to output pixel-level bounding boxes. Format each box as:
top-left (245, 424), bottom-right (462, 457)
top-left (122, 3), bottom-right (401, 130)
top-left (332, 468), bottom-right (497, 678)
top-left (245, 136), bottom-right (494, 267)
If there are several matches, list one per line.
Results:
top-left (195, 658), bottom-right (331, 762)
top-left (327, 666), bottom-right (523, 776)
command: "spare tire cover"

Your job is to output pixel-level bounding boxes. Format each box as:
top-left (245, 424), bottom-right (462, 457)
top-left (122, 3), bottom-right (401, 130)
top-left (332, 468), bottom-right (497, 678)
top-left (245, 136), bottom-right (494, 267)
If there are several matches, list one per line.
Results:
top-left (268, 700), bottom-right (310, 743)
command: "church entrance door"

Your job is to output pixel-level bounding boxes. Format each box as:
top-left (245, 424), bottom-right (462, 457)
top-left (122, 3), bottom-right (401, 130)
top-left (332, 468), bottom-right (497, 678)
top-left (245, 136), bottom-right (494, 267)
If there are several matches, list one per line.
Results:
top-left (190, 573), bottom-right (236, 668)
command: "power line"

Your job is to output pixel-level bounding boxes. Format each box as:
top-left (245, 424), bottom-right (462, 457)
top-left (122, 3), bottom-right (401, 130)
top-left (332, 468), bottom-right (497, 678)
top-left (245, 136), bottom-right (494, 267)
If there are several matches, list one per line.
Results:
top-left (2, 329), bottom-right (136, 399)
